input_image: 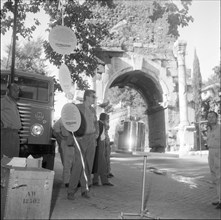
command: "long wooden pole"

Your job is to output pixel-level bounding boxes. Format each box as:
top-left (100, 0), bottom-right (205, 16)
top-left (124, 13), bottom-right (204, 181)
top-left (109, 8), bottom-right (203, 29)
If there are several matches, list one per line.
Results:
top-left (10, 0), bottom-right (18, 84)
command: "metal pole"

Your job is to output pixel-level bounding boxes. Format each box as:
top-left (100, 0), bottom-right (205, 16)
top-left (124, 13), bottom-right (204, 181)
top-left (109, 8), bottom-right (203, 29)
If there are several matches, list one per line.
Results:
top-left (199, 122), bottom-right (202, 157)
top-left (120, 153), bottom-right (157, 219)
top-left (10, 0), bottom-right (18, 84)
top-left (73, 135), bottom-right (89, 191)
top-left (141, 155), bottom-right (147, 214)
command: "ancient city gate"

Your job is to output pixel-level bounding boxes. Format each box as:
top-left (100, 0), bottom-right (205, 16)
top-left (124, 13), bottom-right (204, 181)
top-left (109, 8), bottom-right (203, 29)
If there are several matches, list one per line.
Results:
top-left (94, 46), bottom-right (180, 152)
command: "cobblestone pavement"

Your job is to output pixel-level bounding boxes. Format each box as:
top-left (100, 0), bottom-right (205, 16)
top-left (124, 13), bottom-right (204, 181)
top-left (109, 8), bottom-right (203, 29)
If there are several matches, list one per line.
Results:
top-left (49, 152), bottom-right (220, 219)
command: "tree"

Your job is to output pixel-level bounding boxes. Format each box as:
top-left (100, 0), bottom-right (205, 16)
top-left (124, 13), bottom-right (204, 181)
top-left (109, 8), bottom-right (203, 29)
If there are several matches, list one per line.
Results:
top-left (201, 46), bottom-right (220, 118)
top-left (1, 0), bottom-right (193, 90)
top-left (106, 86), bottom-right (147, 120)
top-left (1, 37), bottom-right (47, 75)
top-left (201, 65), bottom-right (221, 118)
top-left (192, 49), bottom-right (202, 150)
top-left (204, 63), bottom-right (220, 87)
top-left (1, 0), bottom-right (111, 90)
top-left (1, 0), bottom-right (42, 40)
top-left (99, 0), bottom-right (193, 52)
top-left (192, 49), bottom-right (202, 122)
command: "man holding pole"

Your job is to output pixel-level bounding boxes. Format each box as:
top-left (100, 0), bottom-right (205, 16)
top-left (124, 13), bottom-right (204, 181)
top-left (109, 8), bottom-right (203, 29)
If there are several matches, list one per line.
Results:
top-left (67, 89), bottom-right (98, 200)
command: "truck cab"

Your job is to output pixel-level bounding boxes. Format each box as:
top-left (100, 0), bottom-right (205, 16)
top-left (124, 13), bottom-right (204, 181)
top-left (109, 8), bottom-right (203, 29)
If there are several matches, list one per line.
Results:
top-left (1, 70), bottom-right (56, 170)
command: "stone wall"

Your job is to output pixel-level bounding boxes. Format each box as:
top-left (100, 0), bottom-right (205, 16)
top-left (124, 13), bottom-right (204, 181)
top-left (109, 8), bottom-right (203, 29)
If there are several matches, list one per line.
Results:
top-left (95, 47), bottom-right (182, 152)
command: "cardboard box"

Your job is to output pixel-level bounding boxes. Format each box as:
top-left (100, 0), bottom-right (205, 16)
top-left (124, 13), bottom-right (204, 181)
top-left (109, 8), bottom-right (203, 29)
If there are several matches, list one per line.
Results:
top-left (1, 165), bottom-right (54, 219)
top-left (26, 157), bottom-right (43, 168)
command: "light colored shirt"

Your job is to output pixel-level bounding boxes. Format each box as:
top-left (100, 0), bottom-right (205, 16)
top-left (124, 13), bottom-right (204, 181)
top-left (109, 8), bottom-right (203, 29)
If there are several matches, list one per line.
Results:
top-left (53, 118), bottom-right (74, 146)
top-left (53, 118), bottom-right (70, 136)
top-left (1, 95), bottom-right (21, 130)
top-left (77, 103), bottom-right (98, 135)
top-left (207, 124), bottom-right (221, 149)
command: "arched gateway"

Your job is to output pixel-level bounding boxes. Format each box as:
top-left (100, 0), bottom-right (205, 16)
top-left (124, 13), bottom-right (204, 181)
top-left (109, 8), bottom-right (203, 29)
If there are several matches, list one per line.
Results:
top-left (92, 45), bottom-right (182, 152)
top-left (71, 41), bottom-right (194, 154)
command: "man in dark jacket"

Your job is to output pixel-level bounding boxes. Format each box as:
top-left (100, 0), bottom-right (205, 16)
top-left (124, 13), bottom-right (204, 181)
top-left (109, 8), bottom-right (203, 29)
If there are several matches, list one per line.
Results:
top-left (67, 90), bottom-right (99, 200)
top-left (92, 113), bottom-right (114, 186)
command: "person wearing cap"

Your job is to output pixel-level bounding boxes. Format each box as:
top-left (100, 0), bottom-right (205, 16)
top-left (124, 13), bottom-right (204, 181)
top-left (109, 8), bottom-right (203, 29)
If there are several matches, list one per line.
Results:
top-left (206, 111), bottom-right (221, 209)
top-left (1, 83), bottom-right (22, 158)
top-left (68, 89), bottom-right (99, 200)
top-left (92, 113), bottom-right (114, 186)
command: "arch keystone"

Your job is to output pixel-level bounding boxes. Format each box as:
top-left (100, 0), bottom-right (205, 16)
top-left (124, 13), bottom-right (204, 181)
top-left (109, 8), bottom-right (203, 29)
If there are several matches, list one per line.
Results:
top-left (132, 54), bottom-right (144, 71)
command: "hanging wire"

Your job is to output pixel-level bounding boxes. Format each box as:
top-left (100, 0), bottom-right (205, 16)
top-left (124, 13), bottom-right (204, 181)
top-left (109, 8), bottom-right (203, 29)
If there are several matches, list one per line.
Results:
top-left (58, 0), bottom-right (66, 26)
top-left (58, 0), bottom-right (67, 62)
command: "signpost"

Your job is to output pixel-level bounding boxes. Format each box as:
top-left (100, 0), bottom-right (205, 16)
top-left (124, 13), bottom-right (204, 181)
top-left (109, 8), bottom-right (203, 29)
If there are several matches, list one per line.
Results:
top-left (48, 25), bottom-right (77, 55)
top-left (10, 0), bottom-right (18, 84)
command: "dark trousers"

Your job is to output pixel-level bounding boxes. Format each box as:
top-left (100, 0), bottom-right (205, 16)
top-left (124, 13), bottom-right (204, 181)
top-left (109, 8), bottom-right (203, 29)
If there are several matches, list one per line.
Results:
top-left (1, 128), bottom-right (20, 158)
top-left (68, 134), bottom-right (96, 194)
top-left (93, 140), bottom-right (109, 184)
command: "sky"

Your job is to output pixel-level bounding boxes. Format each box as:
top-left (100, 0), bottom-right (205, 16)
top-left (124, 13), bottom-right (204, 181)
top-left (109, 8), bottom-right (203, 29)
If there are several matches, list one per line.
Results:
top-left (178, 0), bottom-right (220, 81)
top-left (1, 0), bottom-right (220, 82)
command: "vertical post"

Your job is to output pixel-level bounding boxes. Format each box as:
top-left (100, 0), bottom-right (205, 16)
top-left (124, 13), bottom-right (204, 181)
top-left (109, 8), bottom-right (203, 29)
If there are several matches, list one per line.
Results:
top-left (199, 122), bottom-right (202, 157)
top-left (141, 155), bottom-right (147, 214)
top-left (102, 63), bottom-right (111, 98)
top-left (92, 69), bottom-right (97, 111)
top-left (173, 40), bottom-right (189, 156)
top-left (10, 0), bottom-right (18, 84)
top-left (173, 40), bottom-right (189, 127)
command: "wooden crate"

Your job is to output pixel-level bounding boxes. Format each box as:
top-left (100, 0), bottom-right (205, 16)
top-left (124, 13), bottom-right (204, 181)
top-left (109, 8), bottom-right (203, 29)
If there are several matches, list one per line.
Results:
top-left (1, 165), bottom-right (54, 219)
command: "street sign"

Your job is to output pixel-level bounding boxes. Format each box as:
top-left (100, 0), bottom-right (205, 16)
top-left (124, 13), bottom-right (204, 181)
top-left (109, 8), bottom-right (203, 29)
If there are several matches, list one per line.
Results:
top-left (59, 63), bottom-right (72, 93)
top-left (49, 25), bottom-right (77, 55)
top-left (61, 103), bottom-right (81, 132)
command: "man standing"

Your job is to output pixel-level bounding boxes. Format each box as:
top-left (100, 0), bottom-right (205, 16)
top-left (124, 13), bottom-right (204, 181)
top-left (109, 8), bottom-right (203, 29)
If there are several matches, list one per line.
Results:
top-left (68, 89), bottom-right (99, 200)
top-left (1, 83), bottom-right (22, 158)
top-left (206, 111), bottom-right (221, 209)
top-left (92, 113), bottom-right (114, 186)
top-left (53, 117), bottom-right (75, 187)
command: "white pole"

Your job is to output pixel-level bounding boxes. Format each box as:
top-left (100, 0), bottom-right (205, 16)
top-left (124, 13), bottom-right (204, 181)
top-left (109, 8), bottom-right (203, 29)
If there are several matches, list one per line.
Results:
top-left (73, 135), bottom-right (89, 191)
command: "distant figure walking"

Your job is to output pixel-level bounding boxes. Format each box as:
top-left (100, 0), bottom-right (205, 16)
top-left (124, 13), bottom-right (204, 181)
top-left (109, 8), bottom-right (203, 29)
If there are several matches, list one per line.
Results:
top-left (1, 83), bottom-right (22, 158)
top-left (206, 111), bottom-right (221, 209)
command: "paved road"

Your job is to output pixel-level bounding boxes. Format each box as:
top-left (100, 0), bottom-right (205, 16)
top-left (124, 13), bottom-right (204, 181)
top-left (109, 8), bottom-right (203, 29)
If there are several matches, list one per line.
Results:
top-left (49, 152), bottom-right (220, 219)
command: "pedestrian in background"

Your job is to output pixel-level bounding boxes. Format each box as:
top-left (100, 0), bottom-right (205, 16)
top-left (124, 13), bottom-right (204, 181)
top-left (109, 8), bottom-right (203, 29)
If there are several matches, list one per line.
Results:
top-left (53, 119), bottom-right (64, 165)
top-left (104, 117), bottom-right (114, 178)
top-left (114, 119), bottom-right (124, 151)
top-left (206, 111), bottom-right (221, 209)
top-left (68, 89), bottom-right (99, 200)
top-left (1, 83), bottom-right (22, 158)
top-left (53, 117), bottom-right (75, 188)
top-left (92, 113), bottom-right (114, 186)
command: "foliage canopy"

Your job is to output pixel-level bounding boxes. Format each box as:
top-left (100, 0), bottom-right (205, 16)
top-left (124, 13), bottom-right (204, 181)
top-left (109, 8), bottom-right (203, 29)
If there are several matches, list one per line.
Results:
top-left (1, 37), bottom-right (47, 75)
top-left (1, 0), bottom-right (193, 91)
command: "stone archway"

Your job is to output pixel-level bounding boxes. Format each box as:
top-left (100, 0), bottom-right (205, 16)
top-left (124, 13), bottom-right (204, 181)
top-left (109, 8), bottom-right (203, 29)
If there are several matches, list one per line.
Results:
top-left (95, 51), bottom-right (177, 152)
